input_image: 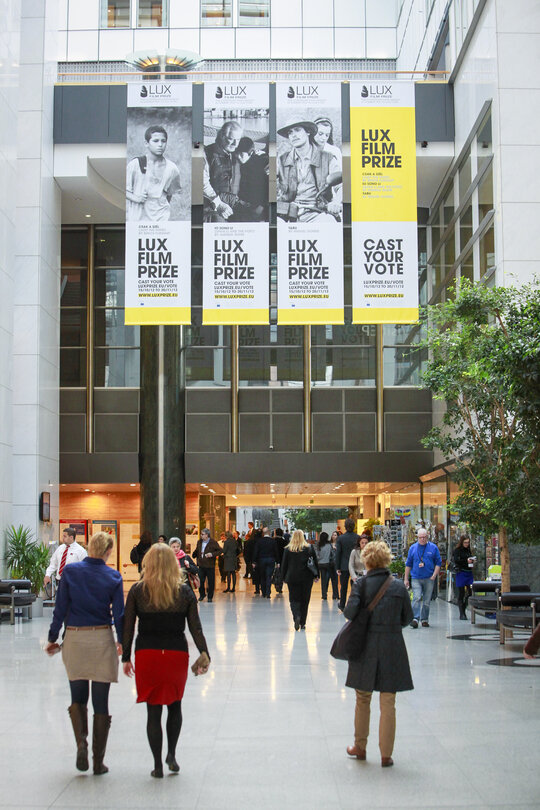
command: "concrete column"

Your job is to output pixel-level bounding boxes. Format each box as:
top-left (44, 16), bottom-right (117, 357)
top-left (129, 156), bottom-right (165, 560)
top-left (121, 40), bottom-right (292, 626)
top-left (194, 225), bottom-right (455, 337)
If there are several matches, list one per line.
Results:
top-left (139, 326), bottom-right (186, 541)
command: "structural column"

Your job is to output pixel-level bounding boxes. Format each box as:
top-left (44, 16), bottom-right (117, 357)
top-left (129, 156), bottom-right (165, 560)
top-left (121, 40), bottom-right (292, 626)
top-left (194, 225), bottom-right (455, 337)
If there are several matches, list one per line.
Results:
top-left (139, 326), bottom-right (185, 541)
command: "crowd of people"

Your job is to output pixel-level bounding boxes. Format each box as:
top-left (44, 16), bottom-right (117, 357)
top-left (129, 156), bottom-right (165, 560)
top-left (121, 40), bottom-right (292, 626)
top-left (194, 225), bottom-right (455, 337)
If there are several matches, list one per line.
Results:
top-left (43, 520), bottom-right (539, 778)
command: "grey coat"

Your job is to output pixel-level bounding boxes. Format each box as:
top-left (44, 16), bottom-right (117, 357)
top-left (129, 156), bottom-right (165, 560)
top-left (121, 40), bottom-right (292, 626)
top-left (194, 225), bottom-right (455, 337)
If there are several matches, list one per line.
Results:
top-left (343, 568), bottom-right (414, 693)
top-left (222, 538), bottom-right (238, 573)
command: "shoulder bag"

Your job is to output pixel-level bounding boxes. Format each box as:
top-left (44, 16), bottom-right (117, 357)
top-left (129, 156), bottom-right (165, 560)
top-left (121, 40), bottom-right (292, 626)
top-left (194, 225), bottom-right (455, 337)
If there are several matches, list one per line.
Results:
top-left (330, 575), bottom-right (393, 662)
top-left (306, 549), bottom-right (318, 578)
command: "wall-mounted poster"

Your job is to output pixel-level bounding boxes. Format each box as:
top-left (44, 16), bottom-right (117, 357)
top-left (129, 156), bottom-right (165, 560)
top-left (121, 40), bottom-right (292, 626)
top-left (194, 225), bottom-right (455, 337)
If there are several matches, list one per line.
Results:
top-left (125, 81), bottom-right (192, 325)
top-left (276, 82), bottom-right (344, 325)
top-left (202, 82), bottom-right (270, 325)
top-left (60, 519), bottom-right (88, 548)
top-left (92, 520), bottom-right (118, 568)
top-left (350, 81), bottom-right (418, 324)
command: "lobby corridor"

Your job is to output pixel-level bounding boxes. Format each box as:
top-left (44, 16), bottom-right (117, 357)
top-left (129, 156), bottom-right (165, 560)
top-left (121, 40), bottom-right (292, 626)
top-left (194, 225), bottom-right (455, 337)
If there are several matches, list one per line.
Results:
top-left (0, 583), bottom-right (538, 809)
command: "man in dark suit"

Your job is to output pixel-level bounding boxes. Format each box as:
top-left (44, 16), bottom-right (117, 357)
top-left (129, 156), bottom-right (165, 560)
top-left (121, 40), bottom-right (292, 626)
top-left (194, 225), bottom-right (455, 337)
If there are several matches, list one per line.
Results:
top-left (193, 528), bottom-right (221, 603)
top-left (335, 518), bottom-right (360, 611)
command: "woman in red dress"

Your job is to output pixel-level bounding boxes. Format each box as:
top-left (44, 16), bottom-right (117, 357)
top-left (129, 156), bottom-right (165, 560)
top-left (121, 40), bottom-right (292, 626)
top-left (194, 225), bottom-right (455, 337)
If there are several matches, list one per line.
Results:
top-left (122, 544), bottom-right (210, 777)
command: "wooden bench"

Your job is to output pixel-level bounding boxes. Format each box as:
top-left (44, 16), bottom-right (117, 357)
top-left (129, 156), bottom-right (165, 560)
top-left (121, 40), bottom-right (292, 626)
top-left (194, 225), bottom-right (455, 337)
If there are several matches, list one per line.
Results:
top-left (0, 580), bottom-right (36, 625)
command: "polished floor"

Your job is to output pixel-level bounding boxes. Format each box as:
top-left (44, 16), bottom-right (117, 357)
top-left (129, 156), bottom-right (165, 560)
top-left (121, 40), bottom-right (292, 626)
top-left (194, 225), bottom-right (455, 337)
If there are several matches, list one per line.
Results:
top-left (1, 576), bottom-right (539, 810)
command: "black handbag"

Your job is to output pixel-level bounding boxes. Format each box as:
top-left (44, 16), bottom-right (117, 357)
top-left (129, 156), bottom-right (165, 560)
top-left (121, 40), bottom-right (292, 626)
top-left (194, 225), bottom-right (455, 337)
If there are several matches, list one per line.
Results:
top-left (306, 550), bottom-right (318, 578)
top-left (330, 575), bottom-right (392, 662)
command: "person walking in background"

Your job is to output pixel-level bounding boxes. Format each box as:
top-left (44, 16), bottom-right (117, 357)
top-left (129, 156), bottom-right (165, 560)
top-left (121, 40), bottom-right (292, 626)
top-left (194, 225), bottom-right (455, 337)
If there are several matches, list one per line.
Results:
top-left (452, 535), bottom-right (476, 620)
top-left (169, 537), bottom-right (199, 591)
top-left (335, 518), bottom-right (360, 611)
top-left (316, 532), bottom-right (338, 600)
top-left (44, 527), bottom-right (87, 589)
top-left (130, 530), bottom-right (153, 574)
top-left (222, 532), bottom-right (239, 593)
top-left (349, 533), bottom-right (370, 583)
top-left (253, 527), bottom-right (279, 599)
top-left (122, 544), bottom-right (210, 778)
top-left (281, 530), bottom-right (319, 630)
top-left (251, 528), bottom-right (264, 594)
top-left (343, 541), bottom-right (413, 767)
top-left (243, 521), bottom-right (255, 579)
top-left (273, 528), bottom-right (287, 594)
top-left (193, 529), bottom-right (221, 603)
top-left (404, 528), bottom-right (442, 628)
top-left (45, 532), bottom-right (124, 775)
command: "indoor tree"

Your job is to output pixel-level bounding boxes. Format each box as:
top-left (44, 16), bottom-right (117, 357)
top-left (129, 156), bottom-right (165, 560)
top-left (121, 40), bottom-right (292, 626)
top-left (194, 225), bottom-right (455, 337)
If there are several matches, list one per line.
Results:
top-left (419, 279), bottom-right (540, 594)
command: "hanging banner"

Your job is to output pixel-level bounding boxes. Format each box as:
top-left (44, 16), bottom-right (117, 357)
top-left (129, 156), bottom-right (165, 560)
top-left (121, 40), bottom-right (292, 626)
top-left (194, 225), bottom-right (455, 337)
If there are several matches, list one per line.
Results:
top-left (276, 82), bottom-right (344, 325)
top-left (202, 82), bottom-right (269, 325)
top-left (125, 82), bottom-right (192, 324)
top-left (351, 82), bottom-right (418, 324)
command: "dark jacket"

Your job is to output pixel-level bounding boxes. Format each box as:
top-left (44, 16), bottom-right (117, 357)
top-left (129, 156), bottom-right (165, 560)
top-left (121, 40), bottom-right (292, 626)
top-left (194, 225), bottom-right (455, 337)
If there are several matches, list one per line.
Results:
top-left (335, 531), bottom-right (359, 572)
top-left (243, 535), bottom-right (255, 563)
top-left (343, 568), bottom-right (414, 693)
top-left (281, 546), bottom-right (318, 584)
top-left (130, 540), bottom-right (151, 573)
top-left (193, 537), bottom-right (222, 569)
top-left (222, 537), bottom-right (239, 573)
top-left (452, 546), bottom-right (473, 573)
top-left (178, 553), bottom-right (199, 578)
top-left (253, 535), bottom-right (278, 565)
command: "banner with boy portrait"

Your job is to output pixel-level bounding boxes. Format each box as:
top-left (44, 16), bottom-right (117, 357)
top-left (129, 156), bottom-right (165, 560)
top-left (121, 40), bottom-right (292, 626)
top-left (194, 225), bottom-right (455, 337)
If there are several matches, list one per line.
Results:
top-left (125, 82), bottom-right (192, 325)
top-left (202, 82), bottom-right (270, 325)
top-left (276, 82), bottom-right (344, 325)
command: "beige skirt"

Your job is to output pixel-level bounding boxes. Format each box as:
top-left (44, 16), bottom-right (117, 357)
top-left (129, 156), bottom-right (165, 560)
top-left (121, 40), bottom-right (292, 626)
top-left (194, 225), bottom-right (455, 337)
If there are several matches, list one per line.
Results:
top-left (62, 626), bottom-right (119, 683)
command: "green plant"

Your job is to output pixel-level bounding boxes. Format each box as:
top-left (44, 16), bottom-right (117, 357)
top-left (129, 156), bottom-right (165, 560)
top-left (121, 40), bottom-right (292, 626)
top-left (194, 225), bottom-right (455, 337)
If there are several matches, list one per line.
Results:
top-left (363, 517), bottom-right (381, 536)
top-left (5, 525), bottom-right (51, 596)
top-left (389, 558), bottom-right (405, 578)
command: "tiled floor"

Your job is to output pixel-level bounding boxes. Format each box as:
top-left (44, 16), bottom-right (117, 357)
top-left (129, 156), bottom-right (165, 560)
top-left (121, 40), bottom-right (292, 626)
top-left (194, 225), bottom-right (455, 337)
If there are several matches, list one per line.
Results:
top-left (1, 577), bottom-right (538, 809)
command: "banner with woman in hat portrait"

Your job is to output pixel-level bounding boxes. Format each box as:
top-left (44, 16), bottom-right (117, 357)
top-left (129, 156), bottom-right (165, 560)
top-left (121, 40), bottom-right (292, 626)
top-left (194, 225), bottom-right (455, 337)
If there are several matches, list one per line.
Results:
top-left (275, 82), bottom-right (344, 325)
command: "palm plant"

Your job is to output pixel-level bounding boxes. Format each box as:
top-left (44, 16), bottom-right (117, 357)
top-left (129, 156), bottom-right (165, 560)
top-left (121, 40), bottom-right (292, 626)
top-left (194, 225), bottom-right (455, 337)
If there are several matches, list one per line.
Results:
top-left (5, 524), bottom-right (51, 596)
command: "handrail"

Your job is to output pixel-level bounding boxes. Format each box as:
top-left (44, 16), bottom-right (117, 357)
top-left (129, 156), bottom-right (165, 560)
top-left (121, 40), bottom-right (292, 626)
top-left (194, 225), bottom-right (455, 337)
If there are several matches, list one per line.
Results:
top-left (57, 68), bottom-right (449, 79)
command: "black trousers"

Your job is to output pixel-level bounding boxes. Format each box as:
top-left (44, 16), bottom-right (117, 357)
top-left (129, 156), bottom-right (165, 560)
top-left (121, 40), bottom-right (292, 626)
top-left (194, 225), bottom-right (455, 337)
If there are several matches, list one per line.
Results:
top-left (338, 571), bottom-right (350, 610)
top-left (259, 558), bottom-right (275, 597)
top-left (287, 580), bottom-right (314, 626)
top-left (199, 567), bottom-right (215, 600)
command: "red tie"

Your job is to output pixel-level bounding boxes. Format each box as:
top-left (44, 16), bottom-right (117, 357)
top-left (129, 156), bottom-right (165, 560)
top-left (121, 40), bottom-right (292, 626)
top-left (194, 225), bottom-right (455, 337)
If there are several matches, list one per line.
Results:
top-left (58, 545), bottom-right (69, 578)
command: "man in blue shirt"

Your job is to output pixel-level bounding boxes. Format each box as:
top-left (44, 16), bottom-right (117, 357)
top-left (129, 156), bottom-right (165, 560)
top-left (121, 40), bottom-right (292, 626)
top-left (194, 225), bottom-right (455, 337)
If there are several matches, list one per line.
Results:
top-left (404, 529), bottom-right (442, 628)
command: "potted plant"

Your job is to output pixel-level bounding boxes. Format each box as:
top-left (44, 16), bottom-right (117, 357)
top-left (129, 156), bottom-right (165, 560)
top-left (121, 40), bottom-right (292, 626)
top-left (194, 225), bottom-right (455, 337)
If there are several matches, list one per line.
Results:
top-left (5, 525), bottom-right (51, 617)
top-left (389, 557), bottom-right (406, 579)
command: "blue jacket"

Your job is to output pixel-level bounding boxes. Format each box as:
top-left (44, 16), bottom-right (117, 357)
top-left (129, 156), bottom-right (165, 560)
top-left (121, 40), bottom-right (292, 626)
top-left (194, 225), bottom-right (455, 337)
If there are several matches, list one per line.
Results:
top-left (406, 541), bottom-right (442, 579)
top-left (48, 557), bottom-right (124, 643)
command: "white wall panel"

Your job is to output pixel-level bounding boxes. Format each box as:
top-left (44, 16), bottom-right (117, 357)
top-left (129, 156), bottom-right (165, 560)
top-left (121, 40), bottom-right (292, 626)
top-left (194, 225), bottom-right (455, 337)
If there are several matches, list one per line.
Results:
top-left (236, 28), bottom-right (270, 58)
top-left (496, 0), bottom-right (540, 33)
top-left (133, 27), bottom-right (169, 51)
top-left (67, 29), bottom-right (99, 61)
top-left (334, 27), bottom-right (366, 58)
top-left (20, 16), bottom-right (45, 64)
top-left (57, 29), bottom-right (68, 60)
top-left (366, 26), bottom-right (396, 58)
top-left (169, 28), bottom-right (200, 53)
top-left (68, 0), bottom-right (99, 30)
top-left (169, 0), bottom-right (200, 29)
top-left (302, 27), bottom-right (334, 59)
top-left (366, 0), bottom-right (398, 27)
top-left (200, 28), bottom-right (235, 58)
top-left (334, 0), bottom-right (365, 27)
top-left (499, 89), bottom-right (540, 146)
top-left (497, 33), bottom-right (540, 89)
top-left (98, 28), bottom-right (134, 60)
top-left (302, 0), bottom-right (333, 27)
top-left (271, 26), bottom-right (302, 58)
top-left (271, 0), bottom-right (301, 28)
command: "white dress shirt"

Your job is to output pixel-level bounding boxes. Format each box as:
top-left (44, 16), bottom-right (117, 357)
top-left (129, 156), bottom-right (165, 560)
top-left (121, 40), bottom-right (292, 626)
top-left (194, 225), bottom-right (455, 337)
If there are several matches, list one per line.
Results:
top-left (45, 541), bottom-right (87, 580)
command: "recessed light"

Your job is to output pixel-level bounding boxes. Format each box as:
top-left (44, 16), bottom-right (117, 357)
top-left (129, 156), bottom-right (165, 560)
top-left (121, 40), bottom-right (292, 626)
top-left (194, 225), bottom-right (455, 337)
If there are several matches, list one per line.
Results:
top-left (129, 483), bottom-right (136, 487)
top-left (85, 214), bottom-right (91, 218)
top-left (84, 488), bottom-right (90, 492)
top-left (232, 495), bottom-right (237, 499)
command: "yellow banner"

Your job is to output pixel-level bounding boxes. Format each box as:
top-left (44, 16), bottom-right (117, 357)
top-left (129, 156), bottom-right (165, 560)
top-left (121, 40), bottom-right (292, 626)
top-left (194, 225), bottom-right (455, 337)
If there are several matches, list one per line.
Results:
top-left (125, 307), bottom-right (191, 325)
top-left (351, 82), bottom-right (418, 325)
top-left (202, 308), bottom-right (268, 325)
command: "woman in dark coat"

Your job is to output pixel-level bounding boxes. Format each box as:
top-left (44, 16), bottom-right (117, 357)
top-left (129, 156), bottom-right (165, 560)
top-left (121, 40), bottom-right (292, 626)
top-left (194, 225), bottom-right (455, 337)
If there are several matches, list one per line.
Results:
top-left (281, 529), bottom-right (319, 630)
top-left (452, 535), bottom-right (475, 620)
top-left (343, 540), bottom-right (413, 767)
top-left (222, 532), bottom-right (239, 592)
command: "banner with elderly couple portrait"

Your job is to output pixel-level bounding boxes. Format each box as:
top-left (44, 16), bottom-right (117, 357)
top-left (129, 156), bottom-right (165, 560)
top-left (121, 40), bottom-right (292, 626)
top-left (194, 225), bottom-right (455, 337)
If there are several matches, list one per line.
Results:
top-left (202, 82), bottom-right (270, 325)
top-left (276, 82), bottom-right (345, 325)
top-left (125, 82), bottom-right (192, 325)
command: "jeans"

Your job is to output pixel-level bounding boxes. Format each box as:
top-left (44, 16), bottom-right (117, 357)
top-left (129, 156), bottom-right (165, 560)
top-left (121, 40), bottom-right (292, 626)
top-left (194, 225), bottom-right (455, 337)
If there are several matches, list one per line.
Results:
top-left (411, 577), bottom-right (435, 620)
top-left (320, 566), bottom-right (339, 599)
